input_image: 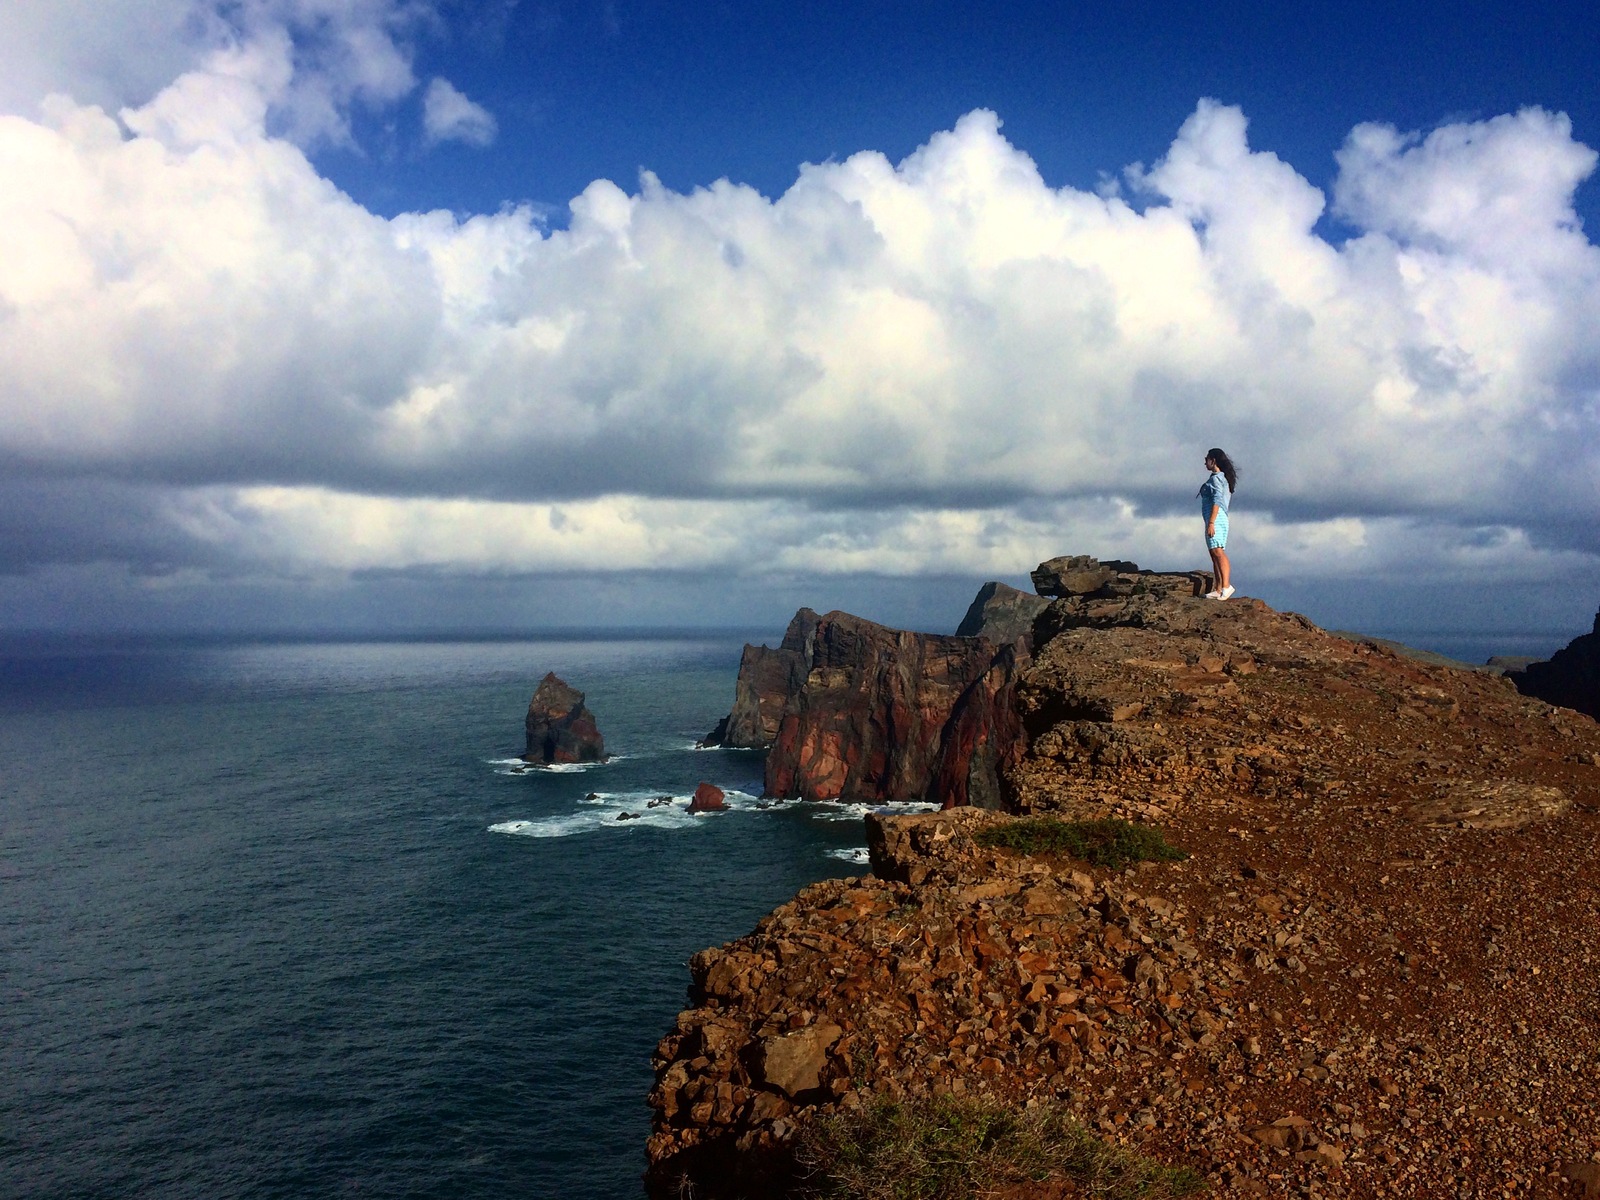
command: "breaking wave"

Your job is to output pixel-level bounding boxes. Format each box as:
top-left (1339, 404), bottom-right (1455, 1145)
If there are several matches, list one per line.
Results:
top-left (487, 794), bottom-right (937, 841)
top-left (488, 755), bottom-right (625, 775)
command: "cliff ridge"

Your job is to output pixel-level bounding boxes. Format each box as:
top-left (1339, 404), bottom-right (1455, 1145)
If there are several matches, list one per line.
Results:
top-left (648, 563), bottom-right (1600, 1199)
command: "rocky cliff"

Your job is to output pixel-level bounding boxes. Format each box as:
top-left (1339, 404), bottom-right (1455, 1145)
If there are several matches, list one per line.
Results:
top-left (955, 580), bottom-right (1051, 646)
top-left (707, 560), bottom-right (1208, 807)
top-left (763, 611), bottom-right (1020, 806)
top-left (647, 568), bottom-right (1600, 1199)
top-left (700, 609), bottom-right (821, 749)
top-left (1509, 609), bottom-right (1600, 722)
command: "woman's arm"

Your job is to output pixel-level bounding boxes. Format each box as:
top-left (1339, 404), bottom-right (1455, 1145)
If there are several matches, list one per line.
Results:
top-left (1207, 503), bottom-right (1218, 537)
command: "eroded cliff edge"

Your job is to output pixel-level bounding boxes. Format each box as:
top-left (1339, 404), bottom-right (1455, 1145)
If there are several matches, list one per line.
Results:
top-left (701, 558), bottom-right (1210, 808)
top-left (650, 565), bottom-right (1600, 1199)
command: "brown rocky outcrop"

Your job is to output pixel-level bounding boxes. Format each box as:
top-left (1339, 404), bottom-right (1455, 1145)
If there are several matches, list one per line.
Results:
top-left (1030, 553), bottom-right (1211, 600)
top-left (687, 782), bottom-right (727, 813)
top-left (700, 609), bottom-right (820, 748)
top-left (522, 672), bottom-right (606, 764)
top-left (955, 580), bottom-right (1052, 646)
top-left (648, 569), bottom-right (1600, 1199)
top-left (762, 611), bottom-right (1020, 805)
top-left (1508, 609), bottom-right (1600, 721)
top-left (701, 598), bottom-right (1030, 806)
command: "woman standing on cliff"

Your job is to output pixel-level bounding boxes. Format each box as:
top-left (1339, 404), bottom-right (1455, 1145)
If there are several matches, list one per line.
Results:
top-left (1200, 448), bottom-right (1237, 599)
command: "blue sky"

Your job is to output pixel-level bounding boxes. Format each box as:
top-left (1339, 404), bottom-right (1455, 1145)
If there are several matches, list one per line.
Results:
top-left (324, 1), bottom-right (1600, 228)
top-left (3, 0), bottom-right (1600, 648)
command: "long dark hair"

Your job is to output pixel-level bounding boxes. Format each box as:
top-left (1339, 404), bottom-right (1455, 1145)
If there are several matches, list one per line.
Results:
top-left (1206, 447), bottom-right (1237, 494)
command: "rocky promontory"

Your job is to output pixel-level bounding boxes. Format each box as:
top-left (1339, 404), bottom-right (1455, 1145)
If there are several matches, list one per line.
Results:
top-left (704, 559), bottom-right (1215, 809)
top-left (955, 580), bottom-right (1052, 646)
top-left (1510, 610), bottom-right (1600, 723)
top-left (522, 672), bottom-right (607, 764)
top-left (648, 564), bottom-right (1600, 1198)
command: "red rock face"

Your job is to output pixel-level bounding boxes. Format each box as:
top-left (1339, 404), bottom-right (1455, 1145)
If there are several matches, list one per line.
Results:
top-left (726, 562), bottom-right (1213, 806)
top-left (523, 672), bottom-right (607, 764)
top-left (763, 612), bottom-right (1020, 805)
top-left (931, 642), bottom-right (1027, 810)
top-left (687, 782), bottom-right (727, 813)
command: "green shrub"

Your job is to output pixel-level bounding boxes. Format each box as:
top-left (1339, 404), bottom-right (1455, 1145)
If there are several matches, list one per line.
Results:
top-left (974, 818), bottom-right (1188, 869)
top-left (796, 1094), bottom-right (1204, 1200)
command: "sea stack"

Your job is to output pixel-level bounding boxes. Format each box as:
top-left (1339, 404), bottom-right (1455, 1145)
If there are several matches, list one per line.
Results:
top-left (523, 673), bottom-right (607, 764)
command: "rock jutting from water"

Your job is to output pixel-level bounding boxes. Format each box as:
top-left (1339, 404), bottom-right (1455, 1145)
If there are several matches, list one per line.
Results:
top-left (522, 672), bottom-right (607, 764)
top-left (763, 610), bottom-right (1023, 807)
top-left (647, 556), bottom-right (1600, 1199)
top-left (687, 782), bottom-right (727, 813)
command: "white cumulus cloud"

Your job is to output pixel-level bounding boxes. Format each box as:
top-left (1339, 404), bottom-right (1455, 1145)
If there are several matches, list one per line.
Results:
top-left (0, 0), bottom-right (430, 147)
top-left (1, 38), bottom-right (1599, 625)
top-left (422, 77), bottom-right (497, 147)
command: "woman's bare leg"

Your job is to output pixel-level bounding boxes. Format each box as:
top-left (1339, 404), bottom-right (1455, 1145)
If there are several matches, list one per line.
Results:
top-left (1207, 546), bottom-right (1222, 595)
top-left (1214, 548), bottom-right (1231, 594)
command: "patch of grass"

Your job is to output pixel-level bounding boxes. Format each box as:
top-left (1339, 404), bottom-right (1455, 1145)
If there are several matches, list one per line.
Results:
top-left (974, 818), bottom-right (1188, 870)
top-left (796, 1094), bottom-right (1205, 1200)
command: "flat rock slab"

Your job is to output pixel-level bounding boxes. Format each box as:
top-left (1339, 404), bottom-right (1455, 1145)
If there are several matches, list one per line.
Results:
top-left (755, 1020), bottom-right (841, 1097)
top-left (1410, 781), bottom-right (1571, 829)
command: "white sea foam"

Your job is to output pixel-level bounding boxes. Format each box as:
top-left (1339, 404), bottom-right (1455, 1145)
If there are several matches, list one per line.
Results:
top-left (489, 793), bottom-right (937, 841)
top-left (826, 847), bottom-right (871, 864)
top-left (488, 787), bottom-right (764, 838)
top-left (487, 819), bottom-right (536, 834)
top-left (807, 800), bottom-right (940, 822)
top-left (488, 755), bottom-right (625, 775)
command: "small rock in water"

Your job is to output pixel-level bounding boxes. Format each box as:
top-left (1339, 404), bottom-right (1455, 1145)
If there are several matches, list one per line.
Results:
top-left (687, 782), bottom-right (727, 813)
top-left (647, 795), bottom-right (674, 808)
top-left (616, 811), bottom-right (642, 822)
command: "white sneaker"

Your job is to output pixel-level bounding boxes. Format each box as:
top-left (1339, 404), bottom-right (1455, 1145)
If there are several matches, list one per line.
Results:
top-left (1220, 585), bottom-right (1235, 600)
top-left (1204, 590), bottom-right (1221, 600)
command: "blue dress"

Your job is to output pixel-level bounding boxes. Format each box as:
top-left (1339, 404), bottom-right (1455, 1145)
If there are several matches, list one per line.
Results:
top-left (1200, 472), bottom-right (1230, 548)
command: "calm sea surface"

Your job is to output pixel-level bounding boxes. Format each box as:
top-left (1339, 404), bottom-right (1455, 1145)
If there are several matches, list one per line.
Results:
top-left (0, 633), bottom-right (898, 1200)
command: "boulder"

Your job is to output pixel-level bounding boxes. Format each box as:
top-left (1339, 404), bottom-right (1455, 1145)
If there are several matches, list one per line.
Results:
top-left (754, 1020), bottom-right (841, 1098)
top-left (1029, 554), bottom-right (1207, 600)
top-left (522, 673), bottom-right (607, 764)
top-left (955, 581), bottom-right (1051, 647)
top-left (687, 782), bottom-right (727, 813)
top-left (1507, 609), bottom-right (1600, 720)
top-left (700, 609), bottom-right (820, 748)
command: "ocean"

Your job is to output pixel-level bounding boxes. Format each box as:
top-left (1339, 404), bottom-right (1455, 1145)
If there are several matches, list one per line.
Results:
top-left (0, 623), bottom-right (1566, 1199)
top-left (0, 632), bottom-right (920, 1200)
